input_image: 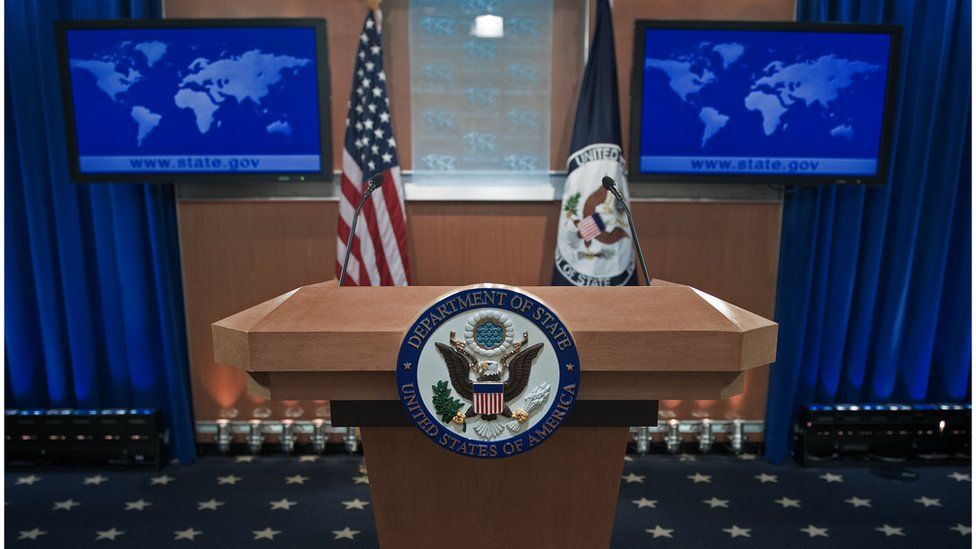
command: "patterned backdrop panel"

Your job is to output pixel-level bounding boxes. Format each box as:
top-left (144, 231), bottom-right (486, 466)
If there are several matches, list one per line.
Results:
top-left (409, 0), bottom-right (552, 183)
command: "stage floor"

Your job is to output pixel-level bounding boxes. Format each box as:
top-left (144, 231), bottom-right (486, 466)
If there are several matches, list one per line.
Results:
top-left (5, 453), bottom-right (971, 547)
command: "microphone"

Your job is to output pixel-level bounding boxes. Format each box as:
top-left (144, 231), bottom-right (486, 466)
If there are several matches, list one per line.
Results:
top-left (601, 176), bottom-right (651, 286)
top-left (338, 173), bottom-right (385, 286)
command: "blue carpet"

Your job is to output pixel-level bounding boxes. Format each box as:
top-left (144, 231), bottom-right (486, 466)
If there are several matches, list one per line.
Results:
top-left (4, 454), bottom-right (971, 547)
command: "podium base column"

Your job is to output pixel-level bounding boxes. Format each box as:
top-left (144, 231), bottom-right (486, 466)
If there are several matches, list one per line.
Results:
top-left (360, 426), bottom-right (630, 549)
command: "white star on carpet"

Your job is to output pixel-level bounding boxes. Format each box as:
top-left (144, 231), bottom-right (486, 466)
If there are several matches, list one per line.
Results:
top-left (632, 497), bottom-right (657, 508)
top-left (286, 474), bottom-right (310, 485)
top-left (679, 453), bottom-right (697, 462)
top-left (948, 471), bottom-right (971, 482)
top-left (622, 473), bottom-right (645, 483)
top-left (124, 499), bottom-right (152, 511)
top-left (352, 475), bottom-right (369, 484)
top-left (723, 525), bottom-right (751, 538)
top-left (774, 497), bottom-right (801, 508)
top-left (270, 498), bottom-right (297, 510)
top-left (16, 475), bottom-right (40, 485)
top-left (18, 528), bottom-right (46, 540)
top-left (298, 455), bottom-right (319, 462)
top-left (688, 473), bottom-right (711, 483)
top-left (235, 456), bottom-right (255, 463)
top-left (151, 475), bottom-right (174, 485)
top-left (332, 527), bottom-right (360, 540)
top-left (819, 472), bottom-right (843, 483)
top-left (800, 524), bottom-right (829, 538)
top-left (703, 497), bottom-right (729, 508)
top-left (646, 525), bottom-right (674, 538)
top-left (950, 524), bottom-right (972, 535)
top-left (341, 498), bottom-right (370, 510)
top-left (84, 475), bottom-right (108, 485)
top-left (217, 475), bottom-right (241, 485)
top-left (623, 455), bottom-right (634, 462)
top-left (914, 496), bottom-right (942, 507)
top-left (53, 498), bottom-right (80, 511)
top-left (875, 524), bottom-right (904, 537)
top-left (252, 527), bottom-right (281, 540)
top-left (95, 527), bottom-right (124, 540)
top-left (174, 527), bottom-right (203, 540)
top-left (755, 473), bottom-right (778, 483)
top-left (197, 499), bottom-right (224, 510)
top-left (845, 496), bottom-right (871, 508)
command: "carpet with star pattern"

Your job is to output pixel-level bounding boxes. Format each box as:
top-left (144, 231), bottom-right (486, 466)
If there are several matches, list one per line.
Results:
top-left (5, 453), bottom-right (971, 547)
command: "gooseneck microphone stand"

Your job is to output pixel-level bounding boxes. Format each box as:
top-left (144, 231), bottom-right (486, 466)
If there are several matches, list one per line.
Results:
top-left (338, 173), bottom-right (384, 286)
top-left (601, 175), bottom-right (652, 286)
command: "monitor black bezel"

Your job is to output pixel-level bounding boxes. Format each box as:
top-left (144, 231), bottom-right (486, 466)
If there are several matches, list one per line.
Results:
top-left (627, 20), bottom-right (902, 186)
top-left (55, 18), bottom-right (332, 183)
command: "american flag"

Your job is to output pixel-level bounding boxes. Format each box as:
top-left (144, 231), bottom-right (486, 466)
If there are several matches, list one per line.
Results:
top-left (577, 212), bottom-right (606, 241)
top-left (473, 383), bottom-right (505, 415)
top-left (336, 10), bottom-right (411, 286)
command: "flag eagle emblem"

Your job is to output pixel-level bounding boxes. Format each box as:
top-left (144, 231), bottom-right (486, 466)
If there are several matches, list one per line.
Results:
top-left (434, 333), bottom-right (544, 422)
top-left (577, 212), bottom-right (606, 242)
top-left (473, 382), bottom-right (504, 414)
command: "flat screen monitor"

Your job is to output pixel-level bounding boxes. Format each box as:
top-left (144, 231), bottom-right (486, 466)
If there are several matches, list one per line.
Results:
top-left (56, 19), bottom-right (331, 182)
top-left (629, 21), bottom-right (901, 185)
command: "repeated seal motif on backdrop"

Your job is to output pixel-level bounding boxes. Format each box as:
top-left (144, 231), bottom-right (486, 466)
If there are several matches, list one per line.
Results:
top-left (396, 285), bottom-right (580, 458)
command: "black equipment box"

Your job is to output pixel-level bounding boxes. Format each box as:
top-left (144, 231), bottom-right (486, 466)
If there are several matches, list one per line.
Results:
top-left (6, 408), bottom-right (164, 466)
top-left (794, 403), bottom-right (970, 465)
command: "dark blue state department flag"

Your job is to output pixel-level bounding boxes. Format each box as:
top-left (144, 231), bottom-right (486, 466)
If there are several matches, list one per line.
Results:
top-left (553, 0), bottom-right (636, 286)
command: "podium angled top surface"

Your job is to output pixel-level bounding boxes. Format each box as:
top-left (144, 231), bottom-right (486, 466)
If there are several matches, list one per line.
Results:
top-left (213, 280), bottom-right (776, 401)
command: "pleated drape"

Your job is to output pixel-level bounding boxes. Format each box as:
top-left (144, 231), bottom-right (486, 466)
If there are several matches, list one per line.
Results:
top-left (5, 0), bottom-right (195, 462)
top-left (765, 0), bottom-right (971, 463)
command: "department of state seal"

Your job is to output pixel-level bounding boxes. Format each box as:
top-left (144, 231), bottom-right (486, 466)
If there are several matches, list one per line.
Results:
top-left (396, 285), bottom-right (580, 458)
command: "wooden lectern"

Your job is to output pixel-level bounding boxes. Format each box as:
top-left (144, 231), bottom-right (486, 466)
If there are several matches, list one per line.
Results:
top-left (212, 280), bottom-right (776, 548)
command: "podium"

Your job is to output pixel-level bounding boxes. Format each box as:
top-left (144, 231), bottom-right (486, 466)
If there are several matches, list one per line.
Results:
top-left (212, 279), bottom-right (776, 548)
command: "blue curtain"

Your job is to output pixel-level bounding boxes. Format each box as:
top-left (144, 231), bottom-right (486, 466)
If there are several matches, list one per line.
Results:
top-left (765, 0), bottom-right (972, 463)
top-left (5, 0), bottom-right (196, 462)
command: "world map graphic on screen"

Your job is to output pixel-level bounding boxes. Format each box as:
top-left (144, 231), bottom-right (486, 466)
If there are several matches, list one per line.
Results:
top-left (638, 28), bottom-right (892, 177)
top-left (65, 27), bottom-right (323, 174)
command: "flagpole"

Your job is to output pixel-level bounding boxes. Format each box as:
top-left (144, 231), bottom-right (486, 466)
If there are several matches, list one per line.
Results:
top-left (367, 0), bottom-right (381, 23)
top-left (582, 0), bottom-right (589, 64)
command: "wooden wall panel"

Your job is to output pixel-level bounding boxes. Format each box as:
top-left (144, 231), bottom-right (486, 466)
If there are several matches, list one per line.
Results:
top-left (177, 202), bottom-right (338, 421)
top-left (552, 1), bottom-right (587, 169)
